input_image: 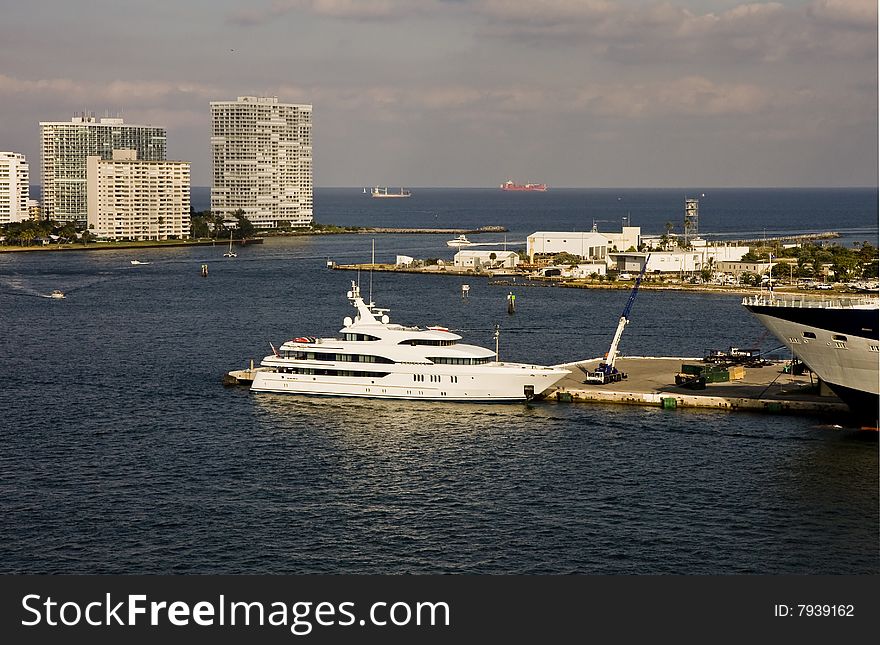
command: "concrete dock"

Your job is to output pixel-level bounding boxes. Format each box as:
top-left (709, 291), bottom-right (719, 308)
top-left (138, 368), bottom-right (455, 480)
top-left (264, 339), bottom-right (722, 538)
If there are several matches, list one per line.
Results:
top-left (550, 356), bottom-right (849, 416)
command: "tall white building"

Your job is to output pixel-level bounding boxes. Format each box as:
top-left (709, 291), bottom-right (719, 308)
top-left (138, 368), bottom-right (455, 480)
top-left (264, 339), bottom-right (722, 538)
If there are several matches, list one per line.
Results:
top-left (41, 115), bottom-right (166, 224)
top-left (87, 150), bottom-right (190, 240)
top-left (210, 96), bottom-right (313, 229)
top-left (0, 152), bottom-right (30, 224)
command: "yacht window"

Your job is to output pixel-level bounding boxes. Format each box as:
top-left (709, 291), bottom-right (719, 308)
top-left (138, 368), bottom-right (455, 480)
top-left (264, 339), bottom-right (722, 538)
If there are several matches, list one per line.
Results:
top-left (342, 333), bottom-right (380, 342)
top-left (286, 367), bottom-right (390, 378)
top-left (802, 331), bottom-right (816, 339)
top-left (399, 339), bottom-right (456, 346)
top-left (428, 356), bottom-right (491, 365)
top-left (832, 335), bottom-right (847, 342)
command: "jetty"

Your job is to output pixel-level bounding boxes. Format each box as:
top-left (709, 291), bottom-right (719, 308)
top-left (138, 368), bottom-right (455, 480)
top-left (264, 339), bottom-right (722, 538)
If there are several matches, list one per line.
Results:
top-left (356, 226), bottom-right (507, 234)
top-left (719, 231), bottom-right (839, 245)
top-left (550, 356), bottom-right (849, 417)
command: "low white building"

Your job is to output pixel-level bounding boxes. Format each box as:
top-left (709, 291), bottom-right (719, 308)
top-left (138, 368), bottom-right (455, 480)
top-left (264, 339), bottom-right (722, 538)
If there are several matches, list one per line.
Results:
top-left (612, 239), bottom-right (750, 274)
top-left (527, 231), bottom-right (609, 263)
top-left (690, 238), bottom-right (750, 264)
top-left (453, 249), bottom-right (519, 269)
top-left (611, 251), bottom-right (703, 273)
top-left (87, 149), bottom-right (190, 240)
top-left (395, 255), bottom-right (414, 266)
top-left (717, 260), bottom-right (777, 277)
top-left (569, 262), bottom-right (607, 278)
top-left (601, 226), bottom-right (641, 253)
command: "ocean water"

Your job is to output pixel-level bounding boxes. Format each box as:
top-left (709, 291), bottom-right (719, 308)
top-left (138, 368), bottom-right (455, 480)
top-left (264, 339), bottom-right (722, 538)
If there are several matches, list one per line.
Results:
top-left (0, 188), bottom-right (877, 574)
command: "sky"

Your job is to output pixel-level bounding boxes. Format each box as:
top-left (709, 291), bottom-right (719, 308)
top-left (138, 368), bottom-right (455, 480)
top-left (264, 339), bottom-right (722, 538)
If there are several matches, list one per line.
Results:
top-left (1, 0), bottom-right (876, 188)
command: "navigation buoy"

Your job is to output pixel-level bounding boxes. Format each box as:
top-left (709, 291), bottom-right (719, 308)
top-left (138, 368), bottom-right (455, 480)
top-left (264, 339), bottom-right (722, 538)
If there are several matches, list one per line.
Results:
top-left (461, 284), bottom-right (470, 298)
top-left (201, 264), bottom-right (209, 277)
top-left (507, 292), bottom-right (516, 314)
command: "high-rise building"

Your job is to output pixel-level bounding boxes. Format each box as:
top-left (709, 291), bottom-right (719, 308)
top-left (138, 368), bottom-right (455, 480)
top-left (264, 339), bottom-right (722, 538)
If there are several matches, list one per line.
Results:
top-left (87, 150), bottom-right (190, 240)
top-left (40, 115), bottom-right (166, 224)
top-left (210, 96), bottom-right (313, 229)
top-left (0, 152), bottom-right (30, 224)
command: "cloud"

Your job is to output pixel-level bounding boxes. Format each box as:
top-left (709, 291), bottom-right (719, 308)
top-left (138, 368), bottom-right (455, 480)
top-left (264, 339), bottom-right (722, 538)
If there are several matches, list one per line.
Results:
top-left (227, 0), bottom-right (428, 26)
top-left (473, 0), bottom-right (876, 63)
top-left (0, 74), bottom-right (216, 107)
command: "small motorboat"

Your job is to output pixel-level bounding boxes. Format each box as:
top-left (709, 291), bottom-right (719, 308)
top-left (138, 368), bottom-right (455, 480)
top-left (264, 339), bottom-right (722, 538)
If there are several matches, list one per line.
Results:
top-left (49, 290), bottom-right (66, 299)
top-left (446, 234), bottom-right (474, 247)
top-left (130, 260), bottom-right (150, 265)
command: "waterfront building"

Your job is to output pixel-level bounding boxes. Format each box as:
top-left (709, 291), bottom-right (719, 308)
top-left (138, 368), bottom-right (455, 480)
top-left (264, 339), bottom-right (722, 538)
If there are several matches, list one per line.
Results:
top-left (210, 96), bottom-right (313, 229)
top-left (27, 199), bottom-right (41, 221)
top-left (538, 262), bottom-right (607, 278)
top-left (612, 247), bottom-right (760, 276)
top-left (453, 250), bottom-right (519, 269)
top-left (600, 226), bottom-right (641, 253)
top-left (689, 238), bottom-right (750, 263)
top-left (0, 152), bottom-right (30, 224)
top-left (87, 150), bottom-right (190, 240)
top-left (40, 115), bottom-right (166, 224)
top-left (611, 251), bottom-right (704, 274)
top-left (716, 260), bottom-right (777, 279)
top-left (527, 231), bottom-right (610, 264)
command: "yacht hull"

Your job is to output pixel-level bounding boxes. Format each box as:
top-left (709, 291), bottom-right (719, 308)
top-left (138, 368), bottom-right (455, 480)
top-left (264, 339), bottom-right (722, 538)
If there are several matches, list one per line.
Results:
top-left (251, 364), bottom-right (568, 401)
top-left (743, 297), bottom-right (879, 422)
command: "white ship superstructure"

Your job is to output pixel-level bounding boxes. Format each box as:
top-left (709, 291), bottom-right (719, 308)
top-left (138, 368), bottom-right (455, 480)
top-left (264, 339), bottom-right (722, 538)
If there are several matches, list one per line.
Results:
top-left (250, 283), bottom-right (569, 401)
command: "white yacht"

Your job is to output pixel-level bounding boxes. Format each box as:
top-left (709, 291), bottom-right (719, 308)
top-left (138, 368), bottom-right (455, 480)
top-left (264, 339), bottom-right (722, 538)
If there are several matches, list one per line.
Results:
top-left (446, 234), bottom-right (474, 247)
top-left (250, 282), bottom-right (569, 401)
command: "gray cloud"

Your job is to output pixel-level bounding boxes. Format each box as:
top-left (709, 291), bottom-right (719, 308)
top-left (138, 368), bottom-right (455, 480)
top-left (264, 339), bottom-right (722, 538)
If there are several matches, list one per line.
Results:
top-left (1, 0), bottom-right (875, 187)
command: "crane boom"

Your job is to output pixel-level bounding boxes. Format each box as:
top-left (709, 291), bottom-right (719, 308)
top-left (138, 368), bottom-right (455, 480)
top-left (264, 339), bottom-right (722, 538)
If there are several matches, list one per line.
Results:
top-left (606, 255), bottom-right (650, 369)
top-left (583, 254), bottom-right (650, 384)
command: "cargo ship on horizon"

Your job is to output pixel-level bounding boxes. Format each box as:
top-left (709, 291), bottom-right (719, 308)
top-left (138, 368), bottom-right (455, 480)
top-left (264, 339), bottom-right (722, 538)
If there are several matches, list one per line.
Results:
top-left (500, 180), bottom-right (547, 192)
top-left (366, 186), bottom-right (411, 198)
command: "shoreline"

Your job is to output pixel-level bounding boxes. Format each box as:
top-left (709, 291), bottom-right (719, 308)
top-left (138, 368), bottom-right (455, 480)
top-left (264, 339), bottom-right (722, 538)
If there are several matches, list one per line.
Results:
top-left (0, 238), bottom-right (265, 254)
top-left (0, 226), bottom-right (509, 253)
top-left (330, 263), bottom-right (879, 298)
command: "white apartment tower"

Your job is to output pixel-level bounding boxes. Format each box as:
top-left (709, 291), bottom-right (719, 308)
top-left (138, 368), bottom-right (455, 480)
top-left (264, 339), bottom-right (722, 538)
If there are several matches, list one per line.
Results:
top-left (87, 150), bottom-right (190, 241)
top-left (0, 152), bottom-right (30, 224)
top-left (41, 115), bottom-right (166, 224)
top-left (211, 96), bottom-right (313, 228)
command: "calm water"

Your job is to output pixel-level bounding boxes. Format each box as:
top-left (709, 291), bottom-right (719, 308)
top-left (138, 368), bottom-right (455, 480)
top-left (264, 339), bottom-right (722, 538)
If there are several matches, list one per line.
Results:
top-left (1, 188), bottom-right (877, 574)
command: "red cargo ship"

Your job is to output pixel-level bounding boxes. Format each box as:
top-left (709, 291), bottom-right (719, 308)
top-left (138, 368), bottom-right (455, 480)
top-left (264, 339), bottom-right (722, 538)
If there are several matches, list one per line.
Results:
top-left (500, 180), bottom-right (547, 191)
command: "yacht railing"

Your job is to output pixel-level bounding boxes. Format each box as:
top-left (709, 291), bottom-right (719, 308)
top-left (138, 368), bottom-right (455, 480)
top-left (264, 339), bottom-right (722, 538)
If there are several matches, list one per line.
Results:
top-left (742, 295), bottom-right (878, 309)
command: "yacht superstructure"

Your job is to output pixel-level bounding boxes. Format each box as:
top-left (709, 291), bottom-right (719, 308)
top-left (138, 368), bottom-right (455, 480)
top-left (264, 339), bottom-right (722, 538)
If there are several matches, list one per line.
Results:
top-left (250, 282), bottom-right (569, 401)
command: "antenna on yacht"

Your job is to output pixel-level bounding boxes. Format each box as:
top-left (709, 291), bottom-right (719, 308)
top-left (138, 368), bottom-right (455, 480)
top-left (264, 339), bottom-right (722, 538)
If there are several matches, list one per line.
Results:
top-left (369, 238), bottom-right (375, 305)
top-left (494, 324), bottom-right (500, 361)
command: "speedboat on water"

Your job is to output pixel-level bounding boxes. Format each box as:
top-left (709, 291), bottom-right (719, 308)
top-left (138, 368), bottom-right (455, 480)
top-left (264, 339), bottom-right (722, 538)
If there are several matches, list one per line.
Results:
top-left (742, 295), bottom-right (879, 422)
top-left (446, 234), bottom-right (475, 247)
top-left (250, 282), bottom-right (569, 401)
top-left (49, 290), bottom-right (65, 299)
